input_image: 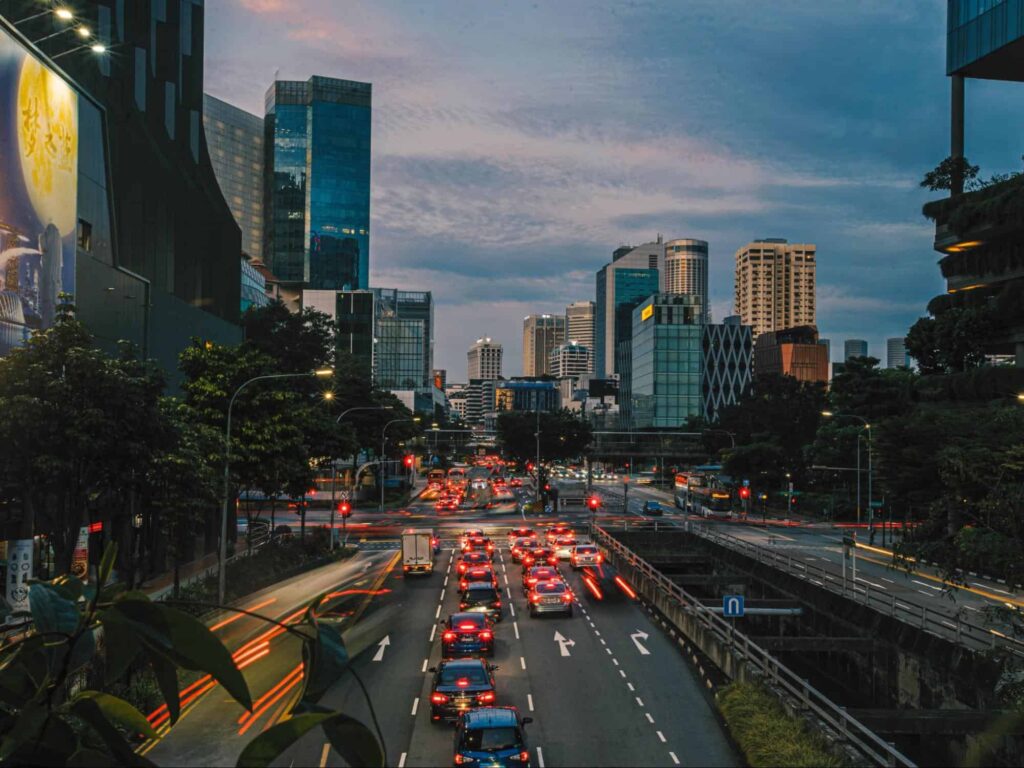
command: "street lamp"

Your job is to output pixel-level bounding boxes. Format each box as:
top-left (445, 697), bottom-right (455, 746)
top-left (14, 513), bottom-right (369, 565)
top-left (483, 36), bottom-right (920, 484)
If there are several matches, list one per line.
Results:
top-left (380, 416), bottom-right (420, 513)
top-left (32, 23), bottom-right (91, 45)
top-left (218, 368), bottom-right (333, 605)
top-left (703, 428), bottom-right (736, 448)
top-left (51, 41), bottom-right (106, 60)
top-left (16, 6), bottom-right (74, 25)
top-left (329, 405), bottom-right (392, 550)
top-left (822, 410), bottom-right (872, 537)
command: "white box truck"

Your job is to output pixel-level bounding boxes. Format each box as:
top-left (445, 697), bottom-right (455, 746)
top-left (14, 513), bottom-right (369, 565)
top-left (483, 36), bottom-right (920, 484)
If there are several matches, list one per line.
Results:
top-left (402, 528), bottom-right (435, 575)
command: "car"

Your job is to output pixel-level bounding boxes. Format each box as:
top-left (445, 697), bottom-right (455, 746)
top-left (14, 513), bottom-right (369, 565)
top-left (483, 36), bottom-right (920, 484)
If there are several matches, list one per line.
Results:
top-left (429, 658), bottom-right (498, 722)
top-left (552, 535), bottom-right (576, 560)
top-left (460, 582), bottom-right (503, 622)
top-left (522, 565), bottom-right (560, 595)
top-left (463, 535), bottom-right (496, 559)
top-left (570, 543), bottom-right (602, 569)
top-left (642, 500), bottom-right (664, 517)
top-left (521, 546), bottom-right (558, 569)
top-left (509, 537), bottom-right (538, 564)
top-left (509, 477), bottom-right (523, 488)
top-left (527, 579), bottom-right (574, 617)
top-left (506, 527), bottom-right (536, 546)
top-left (460, 529), bottom-right (485, 547)
top-left (457, 551), bottom-right (491, 575)
top-left (545, 525), bottom-right (574, 544)
top-left (459, 564), bottom-right (498, 592)
top-left (440, 612), bottom-right (495, 658)
top-left (453, 706), bottom-right (532, 767)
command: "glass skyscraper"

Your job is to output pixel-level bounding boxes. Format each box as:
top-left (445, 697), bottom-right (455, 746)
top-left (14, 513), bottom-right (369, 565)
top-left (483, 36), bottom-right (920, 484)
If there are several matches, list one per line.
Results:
top-left (264, 76), bottom-right (371, 290)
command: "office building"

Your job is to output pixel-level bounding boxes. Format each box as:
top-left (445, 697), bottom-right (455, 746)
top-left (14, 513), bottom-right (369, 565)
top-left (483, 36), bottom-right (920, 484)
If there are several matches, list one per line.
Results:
top-left (565, 301), bottom-right (595, 371)
top-left (265, 76), bottom-right (371, 291)
top-left (626, 294), bottom-right (704, 428)
top-left (494, 380), bottom-right (560, 412)
top-left (844, 339), bottom-right (868, 361)
top-left (241, 257), bottom-right (271, 314)
top-left (818, 337), bottom-right (831, 360)
top-left (754, 326), bottom-right (829, 384)
top-left (204, 95), bottom-right (264, 260)
top-left (921, 1), bottom-right (1024, 366)
top-left (0, 3), bottom-right (242, 385)
top-left (522, 315), bottom-right (565, 377)
top-left (886, 337), bottom-right (908, 369)
top-left (664, 238), bottom-right (709, 320)
top-left (468, 337), bottom-right (503, 380)
top-left (595, 238), bottom-right (663, 376)
top-left (703, 317), bottom-right (753, 422)
top-left (466, 378), bottom-right (497, 424)
top-left (734, 239), bottom-right (816, 338)
top-left (549, 342), bottom-right (591, 379)
top-left (446, 383), bottom-right (468, 421)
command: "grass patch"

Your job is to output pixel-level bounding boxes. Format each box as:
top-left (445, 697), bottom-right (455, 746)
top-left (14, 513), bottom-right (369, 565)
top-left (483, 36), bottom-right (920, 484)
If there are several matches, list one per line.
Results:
top-left (717, 681), bottom-right (847, 767)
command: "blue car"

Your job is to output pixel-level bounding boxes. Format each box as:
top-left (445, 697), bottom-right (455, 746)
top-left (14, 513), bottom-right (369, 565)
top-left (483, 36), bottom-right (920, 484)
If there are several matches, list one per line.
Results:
top-left (453, 706), bottom-right (532, 766)
top-left (441, 612), bottom-right (494, 658)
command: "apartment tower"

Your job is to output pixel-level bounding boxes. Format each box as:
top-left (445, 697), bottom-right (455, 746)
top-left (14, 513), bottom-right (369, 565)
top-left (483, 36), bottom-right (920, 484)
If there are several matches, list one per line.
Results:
top-left (468, 338), bottom-right (503, 380)
top-left (734, 239), bottom-right (816, 338)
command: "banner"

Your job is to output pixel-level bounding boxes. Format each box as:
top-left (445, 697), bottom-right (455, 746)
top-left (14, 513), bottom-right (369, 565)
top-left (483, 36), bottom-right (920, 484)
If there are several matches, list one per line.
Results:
top-left (6, 539), bottom-right (32, 614)
top-left (70, 526), bottom-right (88, 582)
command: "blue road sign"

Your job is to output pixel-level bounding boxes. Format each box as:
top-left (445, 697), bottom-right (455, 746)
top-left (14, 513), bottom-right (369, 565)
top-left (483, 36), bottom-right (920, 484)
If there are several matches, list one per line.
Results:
top-left (742, 479), bottom-right (750, 487)
top-left (723, 595), bottom-right (745, 618)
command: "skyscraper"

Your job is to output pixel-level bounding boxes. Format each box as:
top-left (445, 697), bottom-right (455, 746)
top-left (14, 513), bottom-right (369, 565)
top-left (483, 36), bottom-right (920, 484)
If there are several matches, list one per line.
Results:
top-left (468, 338), bottom-right (503, 380)
top-left (522, 315), bottom-right (565, 376)
top-left (204, 95), bottom-right (264, 259)
top-left (734, 239), bottom-right (816, 338)
top-left (845, 339), bottom-right (868, 361)
top-left (664, 238), bottom-right (709, 320)
top-left (265, 76), bottom-right (371, 291)
top-left (549, 342), bottom-right (591, 379)
top-left (565, 301), bottom-right (595, 372)
top-left (594, 238), bottom-right (663, 376)
top-left (886, 337), bottom-right (908, 369)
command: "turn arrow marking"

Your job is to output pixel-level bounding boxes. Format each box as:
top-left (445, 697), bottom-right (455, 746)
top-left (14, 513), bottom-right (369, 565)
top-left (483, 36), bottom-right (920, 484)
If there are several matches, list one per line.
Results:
top-left (553, 631), bottom-right (575, 657)
top-left (630, 630), bottom-right (650, 655)
top-left (372, 635), bottom-right (391, 662)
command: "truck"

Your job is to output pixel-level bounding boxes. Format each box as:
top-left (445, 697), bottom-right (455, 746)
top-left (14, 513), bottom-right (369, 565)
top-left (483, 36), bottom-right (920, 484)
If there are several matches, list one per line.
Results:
top-left (402, 528), bottom-right (436, 576)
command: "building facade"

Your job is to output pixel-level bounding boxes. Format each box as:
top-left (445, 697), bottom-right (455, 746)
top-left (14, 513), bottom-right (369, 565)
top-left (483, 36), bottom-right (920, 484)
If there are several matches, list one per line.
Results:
top-left (522, 315), bottom-right (565, 377)
top-left (754, 326), bottom-right (829, 383)
top-left (844, 339), bottom-right (868, 361)
top-left (204, 94), bottom-right (264, 260)
top-left (549, 341), bottom-right (591, 379)
top-left (494, 380), bottom-right (560, 412)
top-left (703, 317), bottom-right (753, 422)
top-left (264, 76), bottom-right (371, 291)
top-left (734, 239), bottom-right (816, 338)
top-left (886, 337), bottom-right (908, 369)
top-left (565, 300), bottom-right (595, 371)
top-left (595, 241), bottom-right (662, 376)
top-left (446, 383), bottom-right (468, 421)
top-left (468, 337), bottom-right (503, 380)
top-left (466, 378), bottom-right (497, 424)
top-left (664, 238), bottom-right (709, 320)
top-left (240, 257), bottom-right (271, 314)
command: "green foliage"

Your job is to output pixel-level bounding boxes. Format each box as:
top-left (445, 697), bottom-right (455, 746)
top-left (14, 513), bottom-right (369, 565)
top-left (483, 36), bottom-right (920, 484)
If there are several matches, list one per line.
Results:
top-left (920, 155), bottom-right (980, 192)
top-left (906, 309), bottom-right (992, 375)
top-left (716, 682), bottom-right (846, 767)
top-left (495, 409), bottom-right (592, 464)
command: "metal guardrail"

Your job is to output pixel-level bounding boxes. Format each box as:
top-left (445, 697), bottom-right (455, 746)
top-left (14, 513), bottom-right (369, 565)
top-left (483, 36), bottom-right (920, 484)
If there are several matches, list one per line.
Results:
top-left (679, 521), bottom-right (1024, 658)
top-left (593, 524), bottom-right (916, 768)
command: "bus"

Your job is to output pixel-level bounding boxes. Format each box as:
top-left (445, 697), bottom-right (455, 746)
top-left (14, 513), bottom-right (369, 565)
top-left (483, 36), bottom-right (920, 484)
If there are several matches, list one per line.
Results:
top-left (447, 466), bottom-right (468, 492)
top-left (687, 486), bottom-right (734, 518)
top-left (673, 472), bottom-right (707, 507)
top-left (427, 469), bottom-right (446, 491)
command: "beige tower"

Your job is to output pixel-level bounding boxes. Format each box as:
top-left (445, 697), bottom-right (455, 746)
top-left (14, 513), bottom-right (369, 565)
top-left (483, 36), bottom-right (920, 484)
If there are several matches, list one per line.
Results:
top-left (734, 239), bottom-right (816, 338)
top-left (522, 314), bottom-right (566, 376)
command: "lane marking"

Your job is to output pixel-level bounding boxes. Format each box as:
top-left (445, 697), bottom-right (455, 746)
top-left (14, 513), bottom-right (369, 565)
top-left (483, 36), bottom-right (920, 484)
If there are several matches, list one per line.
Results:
top-left (528, 693), bottom-right (534, 711)
top-left (600, 638), bottom-right (607, 646)
top-left (410, 697), bottom-right (419, 716)
top-left (636, 697), bottom-right (644, 707)
top-left (612, 658), bottom-right (619, 666)
top-left (881, 577), bottom-right (895, 584)
top-left (504, 575), bottom-right (509, 586)
top-left (421, 658), bottom-right (428, 673)
top-left (507, 587), bottom-right (513, 599)
top-left (398, 753), bottom-right (407, 768)
top-left (444, 576), bottom-right (449, 587)
top-left (606, 648), bottom-right (613, 655)
top-left (627, 682), bottom-right (635, 691)
top-left (319, 742), bottom-right (330, 768)
top-left (429, 625), bottom-right (436, 642)
top-left (520, 656), bottom-right (527, 670)
top-left (510, 604), bottom-right (516, 618)
top-left (670, 752), bottom-right (680, 765)
top-left (514, 621), bottom-right (520, 640)
top-left (619, 670), bottom-right (627, 678)
top-left (646, 713), bottom-right (655, 724)
top-left (856, 576), bottom-right (887, 590)
top-left (657, 730), bottom-right (667, 743)
top-left (435, 605), bottom-right (441, 619)
top-left (594, 630), bottom-right (601, 637)
top-left (917, 590), bottom-right (934, 597)
top-left (536, 747), bottom-right (545, 768)
top-left (440, 588), bottom-right (446, 600)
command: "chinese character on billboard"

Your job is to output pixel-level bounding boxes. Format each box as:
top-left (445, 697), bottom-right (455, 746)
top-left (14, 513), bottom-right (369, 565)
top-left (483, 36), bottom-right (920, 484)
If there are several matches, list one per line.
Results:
top-left (0, 32), bottom-right (78, 355)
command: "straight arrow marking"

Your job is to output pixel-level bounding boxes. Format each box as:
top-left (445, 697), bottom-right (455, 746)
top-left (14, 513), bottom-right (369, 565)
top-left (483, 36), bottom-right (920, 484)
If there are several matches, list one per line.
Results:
top-left (373, 635), bottom-right (391, 662)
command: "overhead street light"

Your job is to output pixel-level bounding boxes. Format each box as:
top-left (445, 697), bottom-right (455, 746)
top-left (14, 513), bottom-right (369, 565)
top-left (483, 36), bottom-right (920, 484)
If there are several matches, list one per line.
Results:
top-left (329, 405), bottom-right (393, 550)
top-left (380, 416), bottom-right (420, 513)
top-left (822, 410), bottom-right (873, 537)
top-left (51, 41), bottom-right (107, 60)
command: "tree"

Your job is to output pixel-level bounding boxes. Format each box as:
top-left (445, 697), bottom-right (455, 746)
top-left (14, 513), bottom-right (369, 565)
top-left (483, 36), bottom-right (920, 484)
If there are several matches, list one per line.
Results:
top-left (920, 155), bottom-right (980, 192)
top-left (906, 309), bottom-right (993, 375)
top-left (242, 302), bottom-right (335, 373)
top-left (495, 410), bottom-right (592, 465)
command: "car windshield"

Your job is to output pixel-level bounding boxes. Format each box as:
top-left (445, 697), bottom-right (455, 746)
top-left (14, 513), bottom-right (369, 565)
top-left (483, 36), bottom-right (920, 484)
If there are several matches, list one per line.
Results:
top-left (463, 726), bottom-right (519, 751)
top-left (439, 666), bottom-right (488, 685)
top-left (536, 581), bottom-right (565, 594)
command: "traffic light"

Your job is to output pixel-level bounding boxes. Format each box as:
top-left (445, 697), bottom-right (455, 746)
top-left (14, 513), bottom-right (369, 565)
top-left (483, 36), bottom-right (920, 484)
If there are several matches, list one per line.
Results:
top-left (587, 495), bottom-right (601, 511)
top-left (337, 501), bottom-right (352, 518)
top-left (738, 487), bottom-right (750, 500)
top-left (403, 454), bottom-right (415, 469)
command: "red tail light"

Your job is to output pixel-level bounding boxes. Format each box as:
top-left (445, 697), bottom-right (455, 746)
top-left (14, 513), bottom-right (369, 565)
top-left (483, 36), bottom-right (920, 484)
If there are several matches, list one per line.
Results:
top-left (442, 631), bottom-right (457, 642)
top-left (479, 630), bottom-right (493, 641)
top-left (596, 554), bottom-right (603, 563)
top-left (431, 692), bottom-right (449, 704)
top-left (562, 592), bottom-right (573, 602)
top-left (530, 593), bottom-right (541, 603)
top-left (477, 691), bottom-right (495, 703)
top-left (458, 622), bottom-right (477, 630)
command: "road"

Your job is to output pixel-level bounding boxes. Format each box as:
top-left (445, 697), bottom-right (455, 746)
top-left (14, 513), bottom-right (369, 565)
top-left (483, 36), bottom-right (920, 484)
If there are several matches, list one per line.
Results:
top-left (147, 485), bottom-right (739, 767)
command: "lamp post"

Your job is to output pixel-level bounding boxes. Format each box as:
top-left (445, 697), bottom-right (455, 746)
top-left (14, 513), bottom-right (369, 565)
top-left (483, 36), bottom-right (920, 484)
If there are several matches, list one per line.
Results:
top-left (219, 368), bottom-right (333, 605)
top-left (703, 428), bottom-right (736, 449)
top-left (822, 411), bottom-right (872, 537)
top-left (51, 41), bottom-right (106, 60)
top-left (380, 417), bottom-right (420, 513)
top-left (330, 406), bottom-right (392, 551)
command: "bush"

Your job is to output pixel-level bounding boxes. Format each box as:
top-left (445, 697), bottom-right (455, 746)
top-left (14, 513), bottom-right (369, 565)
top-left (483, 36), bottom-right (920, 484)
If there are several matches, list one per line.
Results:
top-left (717, 681), bottom-right (846, 768)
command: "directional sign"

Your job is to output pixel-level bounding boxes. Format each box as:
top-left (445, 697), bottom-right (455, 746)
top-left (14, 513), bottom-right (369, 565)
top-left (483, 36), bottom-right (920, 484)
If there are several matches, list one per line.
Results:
top-left (553, 631), bottom-right (575, 657)
top-left (630, 630), bottom-right (651, 655)
top-left (372, 635), bottom-right (390, 662)
top-left (723, 595), bottom-right (745, 618)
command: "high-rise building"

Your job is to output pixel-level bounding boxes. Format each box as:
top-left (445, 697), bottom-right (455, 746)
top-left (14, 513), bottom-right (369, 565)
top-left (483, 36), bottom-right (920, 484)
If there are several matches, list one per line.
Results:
top-left (565, 301), bottom-right (595, 372)
top-left (494, 380), bottom-right (560, 412)
top-left (549, 342), bottom-right (591, 379)
top-left (734, 239), bottom-right (816, 338)
top-left (754, 326), bottom-right (829, 383)
top-left (703, 317), bottom-right (753, 422)
top-left (265, 76), bottom-right (371, 291)
top-left (522, 315), bottom-right (565, 376)
top-left (595, 238), bottom-right (663, 376)
top-left (844, 339), bottom-right (868, 361)
top-left (466, 379), bottom-right (497, 424)
top-left (886, 337), bottom-right (908, 369)
top-left (468, 338), bottom-right (503, 380)
top-left (664, 239), bottom-right (709, 320)
top-left (204, 95), bottom-right (264, 260)
top-left (432, 369), bottom-right (447, 389)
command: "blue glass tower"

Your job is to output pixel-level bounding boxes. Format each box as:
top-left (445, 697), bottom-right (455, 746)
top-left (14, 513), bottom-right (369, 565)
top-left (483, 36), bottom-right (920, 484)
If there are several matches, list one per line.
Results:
top-left (264, 76), bottom-right (371, 290)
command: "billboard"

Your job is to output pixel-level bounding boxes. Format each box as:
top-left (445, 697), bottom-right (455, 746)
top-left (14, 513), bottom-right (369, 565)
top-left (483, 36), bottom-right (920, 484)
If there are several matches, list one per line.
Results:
top-left (0, 29), bottom-right (78, 355)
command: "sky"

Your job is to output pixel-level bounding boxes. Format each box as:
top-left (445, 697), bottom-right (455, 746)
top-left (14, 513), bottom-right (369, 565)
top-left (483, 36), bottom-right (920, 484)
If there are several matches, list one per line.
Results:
top-left (205, 0), bottom-right (1024, 379)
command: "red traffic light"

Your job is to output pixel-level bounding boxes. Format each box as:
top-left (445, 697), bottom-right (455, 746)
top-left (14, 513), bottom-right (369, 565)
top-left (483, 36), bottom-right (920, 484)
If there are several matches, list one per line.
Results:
top-left (587, 496), bottom-right (601, 510)
top-left (337, 501), bottom-right (352, 518)
top-left (738, 487), bottom-right (750, 500)
top-left (403, 454), bottom-right (414, 468)
top-left (544, 484), bottom-right (550, 492)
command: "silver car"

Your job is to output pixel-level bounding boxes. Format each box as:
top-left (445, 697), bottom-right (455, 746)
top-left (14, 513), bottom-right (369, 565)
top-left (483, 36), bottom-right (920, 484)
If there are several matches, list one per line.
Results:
top-left (570, 543), bottom-right (601, 569)
top-left (527, 579), bottom-right (574, 617)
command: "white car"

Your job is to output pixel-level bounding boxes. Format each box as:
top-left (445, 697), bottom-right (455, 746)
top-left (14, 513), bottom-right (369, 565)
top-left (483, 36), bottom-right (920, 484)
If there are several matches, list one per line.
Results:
top-left (553, 535), bottom-right (576, 560)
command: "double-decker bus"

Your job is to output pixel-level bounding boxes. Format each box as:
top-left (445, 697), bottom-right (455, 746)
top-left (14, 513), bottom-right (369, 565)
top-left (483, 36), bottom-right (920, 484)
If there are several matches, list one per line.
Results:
top-left (687, 486), bottom-right (734, 518)
top-left (674, 472), bottom-right (707, 509)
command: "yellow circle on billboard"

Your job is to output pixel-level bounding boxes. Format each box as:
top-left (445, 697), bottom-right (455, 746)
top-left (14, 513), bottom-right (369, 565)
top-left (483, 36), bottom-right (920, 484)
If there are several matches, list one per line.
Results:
top-left (16, 54), bottom-right (77, 235)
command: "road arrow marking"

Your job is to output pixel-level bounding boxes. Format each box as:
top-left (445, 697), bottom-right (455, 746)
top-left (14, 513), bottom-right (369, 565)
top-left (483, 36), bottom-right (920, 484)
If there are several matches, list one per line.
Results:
top-left (630, 630), bottom-right (651, 655)
top-left (373, 635), bottom-right (390, 662)
top-left (553, 631), bottom-right (575, 656)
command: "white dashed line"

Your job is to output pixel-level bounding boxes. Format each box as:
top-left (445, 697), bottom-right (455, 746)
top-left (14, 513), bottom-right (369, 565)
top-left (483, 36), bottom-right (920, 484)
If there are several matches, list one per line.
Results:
top-left (507, 587), bottom-right (513, 600)
top-left (510, 604), bottom-right (516, 618)
top-left (594, 630), bottom-right (601, 637)
top-left (429, 625), bottom-right (436, 642)
top-left (620, 670), bottom-right (627, 679)
top-left (398, 752), bottom-right (407, 768)
top-left (527, 693), bottom-right (534, 711)
top-left (410, 698), bottom-right (419, 716)
top-left (520, 656), bottom-right (527, 670)
top-left (669, 751), bottom-right (680, 764)
top-left (440, 589), bottom-right (446, 600)
top-left (536, 747), bottom-right (545, 768)
top-left (435, 605), bottom-right (441, 619)
top-left (656, 731), bottom-right (666, 743)
top-left (635, 697), bottom-right (644, 707)
top-left (514, 621), bottom-right (520, 640)
top-left (606, 648), bottom-right (612, 655)
top-left (421, 659), bottom-right (428, 673)
top-left (646, 713), bottom-right (655, 724)
top-left (504, 575), bottom-right (509, 586)
top-left (444, 576), bottom-right (449, 586)
top-left (599, 638), bottom-right (606, 646)
top-left (612, 658), bottom-right (619, 666)
top-left (627, 682), bottom-right (635, 691)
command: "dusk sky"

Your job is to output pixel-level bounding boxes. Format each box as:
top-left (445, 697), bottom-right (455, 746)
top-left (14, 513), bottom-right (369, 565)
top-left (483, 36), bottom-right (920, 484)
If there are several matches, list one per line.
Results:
top-left (205, 0), bottom-right (1024, 379)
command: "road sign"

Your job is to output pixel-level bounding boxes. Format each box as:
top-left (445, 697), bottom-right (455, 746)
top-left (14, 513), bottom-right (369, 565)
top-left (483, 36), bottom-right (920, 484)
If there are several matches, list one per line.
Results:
top-left (723, 595), bottom-right (745, 618)
top-left (869, 500), bottom-right (883, 509)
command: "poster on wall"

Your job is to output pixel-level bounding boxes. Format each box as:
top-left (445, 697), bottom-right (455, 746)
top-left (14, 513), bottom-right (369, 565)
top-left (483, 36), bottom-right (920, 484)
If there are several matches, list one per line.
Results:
top-left (0, 29), bottom-right (78, 356)
top-left (70, 525), bottom-right (88, 582)
top-left (6, 539), bottom-right (32, 615)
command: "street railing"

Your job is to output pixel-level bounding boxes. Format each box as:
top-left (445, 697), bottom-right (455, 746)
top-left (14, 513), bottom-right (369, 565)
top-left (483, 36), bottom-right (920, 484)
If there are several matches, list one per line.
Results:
top-left (675, 520), bottom-right (1024, 658)
top-left (593, 524), bottom-right (916, 768)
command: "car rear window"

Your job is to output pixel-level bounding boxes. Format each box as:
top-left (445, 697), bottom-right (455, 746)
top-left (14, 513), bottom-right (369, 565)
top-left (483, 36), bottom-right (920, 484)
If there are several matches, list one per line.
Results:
top-left (516, 539), bottom-right (537, 548)
top-left (452, 614), bottom-right (486, 629)
top-left (463, 726), bottom-right (519, 751)
top-left (439, 666), bottom-right (488, 685)
top-left (466, 586), bottom-right (498, 600)
top-left (536, 581), bottom-right (565, 594)
top-left (576, 546), bottom-right (597, 554)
